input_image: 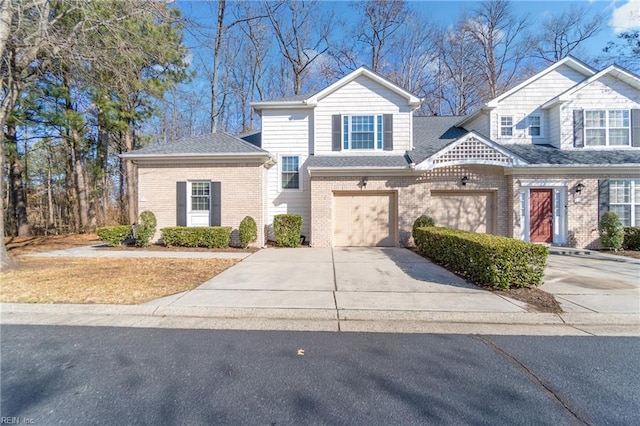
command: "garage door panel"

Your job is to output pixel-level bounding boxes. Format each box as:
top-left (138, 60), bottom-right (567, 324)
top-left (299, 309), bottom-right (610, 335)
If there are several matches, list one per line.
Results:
top-left (430, 192), bottom-right (495, 234)
top-left (334, 193), bottom-right (395, 247)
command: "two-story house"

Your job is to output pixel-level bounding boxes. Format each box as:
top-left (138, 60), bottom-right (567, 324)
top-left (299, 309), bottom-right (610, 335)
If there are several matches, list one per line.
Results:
top-left (123, 57), bottom-right (640, 249)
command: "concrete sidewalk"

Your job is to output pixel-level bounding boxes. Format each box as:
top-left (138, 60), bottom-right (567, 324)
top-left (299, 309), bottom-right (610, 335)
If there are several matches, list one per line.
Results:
top-left (24, 244), bottom-right (251, 259)
top-left (3, 246), bottom-right (639, 336)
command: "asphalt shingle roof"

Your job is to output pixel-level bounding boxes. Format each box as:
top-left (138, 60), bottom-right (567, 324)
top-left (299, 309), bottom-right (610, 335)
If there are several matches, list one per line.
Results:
top-left (503, 144), bottom-right (640, 165)
top-left (124, 132), bottom-right (269, 156)
top-left (307, 155), bottom-right (410, 168)
top-left (410, 116), bottom-right (469, 164)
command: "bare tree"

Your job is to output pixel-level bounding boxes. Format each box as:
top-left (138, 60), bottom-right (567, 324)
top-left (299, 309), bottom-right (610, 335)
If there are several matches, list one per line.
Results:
top-left (529, 5), bottom-right (602, 63)
top-left (265, 0), bottom-right (332, 95)
top-left (354, 0), bottom-right (407, 73)
top-left (463, 0), bottom-right (529, 101)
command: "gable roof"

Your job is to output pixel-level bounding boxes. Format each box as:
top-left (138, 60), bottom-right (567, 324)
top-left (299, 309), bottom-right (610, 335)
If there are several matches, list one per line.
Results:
top-left (121, 132), bottom-right (272, 161)
top-left (410, 116), bottom-right (469, 164)
top-left (252, 66), bottom-right (421, 110)
top-left (456, 56), bottom-right (597, 127)
top-left (542, 64), bottom-right (640, 109)
top-left (504, 144), bottom-right (640, 166)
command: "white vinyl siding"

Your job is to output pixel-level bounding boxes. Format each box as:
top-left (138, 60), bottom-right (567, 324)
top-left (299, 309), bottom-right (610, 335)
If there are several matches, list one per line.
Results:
top-left (314, 75), bottom-right (412, 153)
top-left (560, 74), bottom-right (640, 149)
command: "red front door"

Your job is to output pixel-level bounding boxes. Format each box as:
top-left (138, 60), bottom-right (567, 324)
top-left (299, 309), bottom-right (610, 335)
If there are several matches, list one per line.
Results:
top-left (530, 189), bottom-right (553, 243)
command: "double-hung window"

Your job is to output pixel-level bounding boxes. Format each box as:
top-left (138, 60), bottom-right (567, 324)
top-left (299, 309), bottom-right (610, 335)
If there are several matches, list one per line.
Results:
top-left (343, 115), bottom-right (383, 150)
top-left (281, 155), bottom-right (300, 190)
top-left (500, 116), bottom-right (514, 137)
top-left (585, 110), bottom-right (630, 146)
top-left (609, 179), bottom-right (640, 226)
top-left (528, 115), bottom-right (542, 137)
top-left (191, 182), bottom-right (210, 211)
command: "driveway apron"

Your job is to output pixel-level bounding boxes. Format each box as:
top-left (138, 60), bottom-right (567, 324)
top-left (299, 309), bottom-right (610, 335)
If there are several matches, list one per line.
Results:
top-left (146, 247), bottom-right (526, 313)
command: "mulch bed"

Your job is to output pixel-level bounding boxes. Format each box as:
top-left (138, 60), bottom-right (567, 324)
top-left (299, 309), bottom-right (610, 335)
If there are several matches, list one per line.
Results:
top-left (492, 287), bottom-right (563, 313)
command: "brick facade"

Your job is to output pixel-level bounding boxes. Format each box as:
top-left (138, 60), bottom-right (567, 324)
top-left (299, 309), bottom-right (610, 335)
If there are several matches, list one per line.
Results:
top-left (137, 162), bottom-right (267, 247)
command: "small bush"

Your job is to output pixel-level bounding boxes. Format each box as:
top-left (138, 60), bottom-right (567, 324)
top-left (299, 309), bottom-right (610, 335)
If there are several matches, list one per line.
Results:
top-left (97, 225), bottom-right (132, 247)
top-left (623, 226), bottom-right (640, 251)
top-left (239, 216), bottom-right (258, 248)
top-left (161, 226), bottom-right (232, 248)
top-left (599, 211), bottom-right (624, 250)
top-left (135, 210), bottom-right (157, 247)
top-left (412, 215), bottom-right (435, 241)
top-left (414, 227), bottom-right (548, 289)
top-left (273, 214), bottom-right (303, 247)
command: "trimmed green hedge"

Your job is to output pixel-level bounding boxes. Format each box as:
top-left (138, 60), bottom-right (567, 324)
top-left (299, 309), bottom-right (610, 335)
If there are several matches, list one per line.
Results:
top-left (412, 215), bottom-right (435, 241)
top-left (414, 227), bottom-right (548, 289)
top-left (274, 214), bottom-right (303, 247)
top-left (623, 226), bottom-right (640, 251)
top-left (97, 225), bottom-right (132, 247)
top-left (161, 226), bottom-right (232, 248)
top-left (599, 211), bottom-right (624, 250)
top-left (135, 211), bottom-right (157, 247)
top-left (239, 216), bottom-right (258, 248)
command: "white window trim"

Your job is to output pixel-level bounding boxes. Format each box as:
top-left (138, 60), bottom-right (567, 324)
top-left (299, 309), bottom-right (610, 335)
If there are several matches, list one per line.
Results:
top-left (609, 179), bottom-right (639, 226)
top-left (519, 185), bottom-right (567, 244)
top-left (584, 109), bottom-right (631, 148)
top-left (279, 154), bottom-right (302, 192)
top-left (528, 114), bottom-right (543, 138)
top-left (342, 114), bottom-right (384, 151)
top-left (187, 181), bottom-right (210, 227)
top-left (499, 115), bottom-right (514, 137)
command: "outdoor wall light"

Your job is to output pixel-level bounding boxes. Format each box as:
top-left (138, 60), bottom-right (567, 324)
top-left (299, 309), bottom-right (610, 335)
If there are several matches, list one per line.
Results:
top-left (361, 176), bottom-right (368, 188)
top-left (461, 176), bottom-right (469, 186)
top-left (575, 183), bottom-right (585, 193)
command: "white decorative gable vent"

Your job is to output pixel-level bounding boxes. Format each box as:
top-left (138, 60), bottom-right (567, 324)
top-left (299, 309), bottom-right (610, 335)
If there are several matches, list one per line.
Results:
top-left (416, 133), bottom-right (526, 170)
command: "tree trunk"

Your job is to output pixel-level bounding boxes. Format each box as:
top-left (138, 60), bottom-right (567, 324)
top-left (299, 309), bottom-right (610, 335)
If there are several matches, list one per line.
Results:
top-left (7, 123), bottom-right (30, 236)
top-left (123, 128), bottom-right (137, 224)
top-left (210, 0), bottom-right (226, 133)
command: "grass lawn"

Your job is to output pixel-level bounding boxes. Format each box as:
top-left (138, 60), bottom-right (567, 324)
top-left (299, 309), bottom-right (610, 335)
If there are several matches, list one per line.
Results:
top-left (2, 234), bottom-right (240, 304)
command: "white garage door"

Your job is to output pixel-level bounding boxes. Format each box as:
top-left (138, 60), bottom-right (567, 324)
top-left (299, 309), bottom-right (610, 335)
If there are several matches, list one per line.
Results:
top-left (430, 191), bottom-right (496, 234)
top-left (333, 192), bottom-right (396, 246)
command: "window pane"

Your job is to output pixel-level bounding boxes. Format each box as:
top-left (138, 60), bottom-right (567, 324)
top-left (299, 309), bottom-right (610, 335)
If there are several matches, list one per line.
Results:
top-left (351, 115), bottom-right (375, 149)
top-left (529, 116), bottom-right (540, 126)
top-left (610, 180), bottom-right (631, 203)
top-left (609, 205), bottom-right (631, 226)
top-left (634, 180), bottom-right (640, 201)
top-left (529, 126), bottom-right (541, 136)
top-left (585, 129), bottom-right (606, 146)
top-left (585, 110), bottom-right (605, 127)
top-left (343, 116), bottom-right (349, 150)
top-left (500, 116), bottom-right (513, 126)
top-left (609, 129), bottom-right (629, 146)
top-left (377, 115), bottom-right (383, 150)
top-left (191, 183), bottom-right (210, 211)
top-left (282, 172), bottom-right (299, 189)
top-left (608, 110), bottom-right (629, 128)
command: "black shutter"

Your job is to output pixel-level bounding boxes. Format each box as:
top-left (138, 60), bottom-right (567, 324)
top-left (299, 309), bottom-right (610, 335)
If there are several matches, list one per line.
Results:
top-left (573, 109), bottom-right (584, 148)
top-left (332, 114), bottom-right (341, 151)
top-left (598, 180), bottom-right (610, 221)
top-left (176, 181), bottom-right (187, 226)
top-left (383, 114), bottom-right (393, 151)
top-left (632, 109), bottom-right (640, 148)
top-left (210, 181), bottom-right (221, 226)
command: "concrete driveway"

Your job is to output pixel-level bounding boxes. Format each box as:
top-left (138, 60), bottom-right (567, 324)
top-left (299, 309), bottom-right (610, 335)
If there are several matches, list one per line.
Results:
top-left (147, 247), bottom-right (526, 313)
top-left (541, 251), bottom-right (640, 314)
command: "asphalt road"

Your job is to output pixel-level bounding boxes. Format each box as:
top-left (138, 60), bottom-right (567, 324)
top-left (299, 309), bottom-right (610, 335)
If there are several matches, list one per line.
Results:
top-left (1, 325), bottom-right (638, 425)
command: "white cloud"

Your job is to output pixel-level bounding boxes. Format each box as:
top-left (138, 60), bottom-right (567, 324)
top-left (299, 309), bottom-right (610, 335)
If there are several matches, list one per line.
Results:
top-left (609, 0), bottom-right (640, 33)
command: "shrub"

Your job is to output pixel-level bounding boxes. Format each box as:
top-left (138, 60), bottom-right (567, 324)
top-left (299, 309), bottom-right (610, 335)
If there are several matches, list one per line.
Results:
top-left (96, 225), bottom-right (132, 247)
top-left (239, 216), bottom-right (258, 248)
top-left (598, 211), bottom-right (624, 250)
top-left (623, 226), bottom-right (640, 251)
top-left (135, 210), bottom-right (157, 247)
top-left (412, 215), bottom-right (435, 241)
top-left (273, 214), bottom-right (303, 247)
top-left (161, 226), bottom-right (232, 248)
top-left (414, 227), bottom-right (548, 289)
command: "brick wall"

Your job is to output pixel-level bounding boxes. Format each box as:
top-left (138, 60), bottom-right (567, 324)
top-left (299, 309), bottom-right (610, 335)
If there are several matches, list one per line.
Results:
top-left (137, 162), bottom-right (266, 247)
top-left (310, 165), bottom-right (509, 247)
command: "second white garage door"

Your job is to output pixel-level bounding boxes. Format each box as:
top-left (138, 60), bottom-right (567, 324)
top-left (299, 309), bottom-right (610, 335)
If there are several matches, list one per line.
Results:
top-left (333, 192), bottom-right (396, 246)
top-left (430, 191), bottom-right (496, 234)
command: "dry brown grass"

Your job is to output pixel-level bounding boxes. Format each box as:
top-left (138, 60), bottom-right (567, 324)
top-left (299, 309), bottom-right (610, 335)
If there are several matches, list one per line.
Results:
top-left (5, 234), bottom-right (100, 256)
top-left (1, 257), bottom-right (238, 304)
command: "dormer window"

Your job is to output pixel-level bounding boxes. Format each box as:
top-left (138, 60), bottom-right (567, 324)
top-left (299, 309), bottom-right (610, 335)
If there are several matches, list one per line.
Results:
top-left (500, 116), bottom-right (513, 137)
top-left (343, 115), bottom-right (383, 150)
top-left (528, 115), bottom-right (542, 137)
top-left (585, 109), bottom-right (630, 146)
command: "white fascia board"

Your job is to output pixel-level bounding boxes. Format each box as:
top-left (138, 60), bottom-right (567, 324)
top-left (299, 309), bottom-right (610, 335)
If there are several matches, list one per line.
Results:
top-left (307, 67), bottom-right (421, 106)
top-left (120, 152), bottom-right (274, 163)
top-left (414, 132), bottom-right (528, 170)
top-left (307, 166), bottom-right (413, 177)
top-left (250, 102), bottom-right (314, 110)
